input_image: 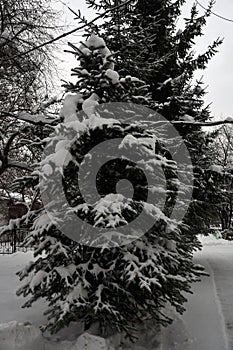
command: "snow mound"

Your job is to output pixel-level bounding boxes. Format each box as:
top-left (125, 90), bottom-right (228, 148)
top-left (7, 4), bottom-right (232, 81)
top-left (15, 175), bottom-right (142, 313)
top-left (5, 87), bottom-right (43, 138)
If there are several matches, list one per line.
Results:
top-left (105, 69), bottom-right (119, 84)
top-left (198, 234), bottom-right (231, 246)
top-left (0, 322), bottom-right (115, 350)
top-left (0, 321), bottom-right (44, 350)
top-left (82, 93), bottom-right (100, 118)
top-left (180, 114), bottom-right (195, 122)
top-left (225, 116), bottom-right (233, 122)
top-left (74, 333), bottom-right (113, 350)
top-left (60, 93), bottom-right (83, 123)
top-left (208, 164), bottom-right (224, 174)
top-left (85, 34), bottom-right (106, 49)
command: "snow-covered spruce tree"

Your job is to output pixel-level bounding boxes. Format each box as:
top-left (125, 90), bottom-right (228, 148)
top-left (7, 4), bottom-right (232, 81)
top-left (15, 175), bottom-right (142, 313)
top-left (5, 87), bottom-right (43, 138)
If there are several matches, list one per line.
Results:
top-left (15, 34), bottom-right (203, 338)
top-left (80, 0), bottom-right (222, 233)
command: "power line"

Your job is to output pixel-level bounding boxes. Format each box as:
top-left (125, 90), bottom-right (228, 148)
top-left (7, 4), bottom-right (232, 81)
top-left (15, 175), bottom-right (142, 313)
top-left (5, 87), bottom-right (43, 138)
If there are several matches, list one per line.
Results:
top-left (196, 0), bottom-right (233, 23)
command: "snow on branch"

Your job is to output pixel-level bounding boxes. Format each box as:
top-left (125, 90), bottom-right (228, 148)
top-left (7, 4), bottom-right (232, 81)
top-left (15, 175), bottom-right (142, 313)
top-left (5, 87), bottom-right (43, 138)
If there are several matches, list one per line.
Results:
top-left (0, 111), bottom-right (59, 126)
top-left (2, 111), bottom-right (232, 128)
top-left (172, 117), bottom-right (233, 127)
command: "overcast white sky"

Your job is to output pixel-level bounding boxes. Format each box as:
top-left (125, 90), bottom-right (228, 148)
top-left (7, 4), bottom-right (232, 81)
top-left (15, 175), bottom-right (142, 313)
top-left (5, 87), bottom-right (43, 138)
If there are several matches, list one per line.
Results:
top-left (53, 0), bottom-right (233, 120)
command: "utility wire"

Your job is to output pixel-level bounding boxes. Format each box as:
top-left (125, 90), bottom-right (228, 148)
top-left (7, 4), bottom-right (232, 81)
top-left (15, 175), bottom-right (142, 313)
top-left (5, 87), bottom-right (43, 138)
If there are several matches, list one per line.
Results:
top-left (196, 0), bottom-right (233, 23)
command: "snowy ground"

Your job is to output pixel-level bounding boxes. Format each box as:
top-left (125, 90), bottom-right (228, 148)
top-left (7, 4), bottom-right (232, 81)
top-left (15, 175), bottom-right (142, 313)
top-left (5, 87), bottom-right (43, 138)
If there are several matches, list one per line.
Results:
top-left (161, 235), bottom-right (232, 350)
top-left (0, 235), bottom-right (233, 349)
top-left (0, 252), bottom-right (47, 327)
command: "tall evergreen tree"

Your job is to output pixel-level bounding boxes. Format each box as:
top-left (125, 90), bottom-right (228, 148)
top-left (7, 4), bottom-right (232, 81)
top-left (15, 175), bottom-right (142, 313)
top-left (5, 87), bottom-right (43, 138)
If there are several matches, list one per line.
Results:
top-left (7, 33), bottom-right (204, 338)
top-left (79, 0), bottom-right (222, 232)
top-left (1, 0), bottom-right (223, 341)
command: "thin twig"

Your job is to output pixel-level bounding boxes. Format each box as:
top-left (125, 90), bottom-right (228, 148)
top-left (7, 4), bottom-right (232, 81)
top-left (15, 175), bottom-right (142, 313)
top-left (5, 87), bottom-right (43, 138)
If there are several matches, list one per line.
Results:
top-left (10, 0), bottom-right (134, 59)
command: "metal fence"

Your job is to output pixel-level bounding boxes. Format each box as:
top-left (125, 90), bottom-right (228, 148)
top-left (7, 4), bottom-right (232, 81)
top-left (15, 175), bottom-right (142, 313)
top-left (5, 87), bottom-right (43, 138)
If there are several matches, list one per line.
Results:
top-left (0, 228), bottom-right (32, 255)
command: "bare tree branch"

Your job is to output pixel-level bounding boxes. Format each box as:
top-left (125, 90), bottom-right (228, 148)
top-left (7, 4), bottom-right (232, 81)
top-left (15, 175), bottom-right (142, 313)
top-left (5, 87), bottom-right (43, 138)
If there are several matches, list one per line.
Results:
top-left (3, 131), bottom-right (19, 157)
top-left (9, 0), bottom-right (134, 59)
top-left (7, 159), bottom-right (32, 172)
top-left (0, 111), bottom-right (58, 126)
top-left (172, 119), bottom-right (233, 127)
top-left (2, 110), bottom-right (233, 128)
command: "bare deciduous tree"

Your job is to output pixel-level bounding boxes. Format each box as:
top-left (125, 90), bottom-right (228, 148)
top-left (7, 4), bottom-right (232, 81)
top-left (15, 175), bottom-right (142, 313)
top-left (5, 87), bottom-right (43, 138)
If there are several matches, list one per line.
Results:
top-left (207, 125), bottom-right (233, 229)
top-left (0, 0), bottom-right (62, 198)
